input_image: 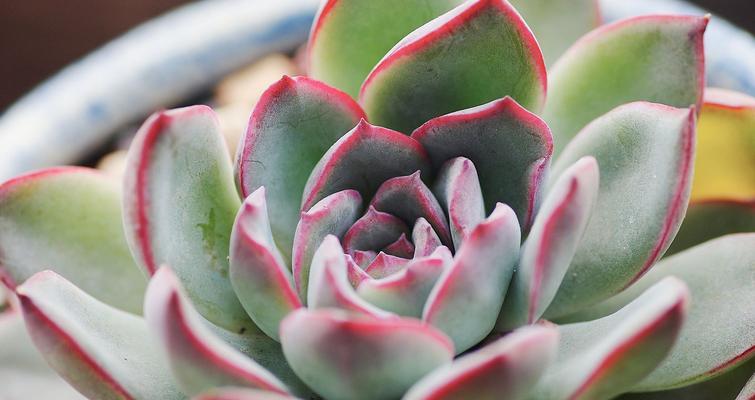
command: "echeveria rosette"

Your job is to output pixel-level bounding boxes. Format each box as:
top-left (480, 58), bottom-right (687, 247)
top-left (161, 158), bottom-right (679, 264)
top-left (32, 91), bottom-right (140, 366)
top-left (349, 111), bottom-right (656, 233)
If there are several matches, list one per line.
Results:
top-left (0, 0), bottom-right (753, 399)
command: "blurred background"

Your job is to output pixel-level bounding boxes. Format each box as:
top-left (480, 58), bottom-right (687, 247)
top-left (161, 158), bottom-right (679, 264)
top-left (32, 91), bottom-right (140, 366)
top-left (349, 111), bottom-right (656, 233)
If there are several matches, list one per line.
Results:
top-left (1, 0), bottom-right (754, 111)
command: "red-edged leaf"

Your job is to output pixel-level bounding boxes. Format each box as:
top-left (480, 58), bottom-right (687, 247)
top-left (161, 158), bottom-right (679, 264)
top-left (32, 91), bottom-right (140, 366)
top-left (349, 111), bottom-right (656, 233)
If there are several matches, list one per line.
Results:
top-left (280, 308), bottom-right (454, 400)
top-left (423, 203), bottom-right (521, 353)
top-left (383, 234), bottom-right (415, 258)
top-left (360, 0), bottom-right (547, 133)
top-left (307, 236), bottom-right (391, 318)
top-left (301, 119), bottom-right (431, 211)
top-left (15, 271), bottom-right (182, 400)
top-left (364, 253), bottom-right (411, 279)
top-left (235, 76), bottom-right (364, 260)
top-left (291, 190), bottom-right (362, 304)
top-left (370, 171), bottom-right (452, 247)
top-left (229, 188), bottom-right (302, 341)
top-left (144, 267), bottom-right (290, 397)
top-left (433, 157), bottom-right (486, 249)
top-left (123, 105), bottom-right (250, 332)
top-left (412, 97), bottom-right (553, 228)
top-left (497, 156), bottom-right (599, 330)
top-left (412, 218), bottom-right (443, 258)
top-left (193, 387), bottom-right (298, 400)
top-left (342, 206), bottom-right (409, 254)
top-left (404, 325), bottom-right (558, 400)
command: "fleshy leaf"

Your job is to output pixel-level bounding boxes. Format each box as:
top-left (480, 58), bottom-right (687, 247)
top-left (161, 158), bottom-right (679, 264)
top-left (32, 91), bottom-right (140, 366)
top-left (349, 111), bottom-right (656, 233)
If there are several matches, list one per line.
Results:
top-left (544, 15), bottom-right (707, 153)
top-left (370, 171), bottom-right (452, 247)
top-left (144, 268), bottom-right (290, 397)
top-left (307, 0), bottom-right (464, 98)
top-left (123, 106), bottom-right (250, 332)
top-left (0, 167), bottom-right (145, 314)
top-left (301, 119), bottom-right (431, 211)
top-left (413, 97), bottom-right (552, 228)
top-left (364, 253), bottom-right (411, 279)
top-left (229, 188), bottom-right (302, 341)
top-left (193, 387), bottom-right (298, 400)
top-left (342, 207), bottom-right (409, 254)
top-left (545, 103), bottom-right (695, 318)
top-left (665, 199), bottom-right (755, 256)
top-left (738, 370), bottom-right (755, 400)
top-left (404, 325), bottom-right (558, 400)
top-left (307, 236), bottom-right (391, 318)
top-left (498, 157), bottom-right (599, 330)
top-left (15, 271), bottom-right (182, 400)
top-left (508, 0), bottom-right (601, 65)
top-left (345, 255), bottom-right (371, 287)
top-left (357, 249), bottom-right (448, 318)
top-left (618, 358), bottom-right (755, 400)
top-left (691, 88), bottom-right (755, 200)
top-left (531, 278), bottom-right (689, 400)
top-left (433, 157), bottom-right (486, 249)
top-left (360, 0), bottom-right (547, 133)
top-left (292, 190), bottom-right (362, 304)
top-left (423, 203), bottom-right (520, 353)
top-left (560, 234), bottom-right (755, 391)
top-left (280, 308), bottom-right (454, 400)
top-left (412, 218), bottom-right (443, 258)
top-left (235, 76), bottom-right (365, 260)
top-left (383, 234), bottom-right (415, 258)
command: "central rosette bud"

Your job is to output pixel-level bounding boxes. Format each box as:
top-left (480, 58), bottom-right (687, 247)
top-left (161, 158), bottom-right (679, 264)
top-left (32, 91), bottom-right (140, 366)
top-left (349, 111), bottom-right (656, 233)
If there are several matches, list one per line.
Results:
top-left (229, 75), bottom-right (553, 353)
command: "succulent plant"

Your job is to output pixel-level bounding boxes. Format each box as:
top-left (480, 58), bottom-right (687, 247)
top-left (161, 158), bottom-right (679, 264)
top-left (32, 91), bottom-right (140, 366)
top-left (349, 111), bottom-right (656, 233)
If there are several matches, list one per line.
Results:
top-left (1, 0), bottom-right (754, 399)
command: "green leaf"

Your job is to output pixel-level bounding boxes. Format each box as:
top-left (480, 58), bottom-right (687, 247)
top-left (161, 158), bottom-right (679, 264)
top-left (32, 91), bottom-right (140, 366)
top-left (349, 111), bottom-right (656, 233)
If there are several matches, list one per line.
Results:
top-left (404, 325), bottom-right (558, 400)
top-left (423, 203), bottom-right (520, 353)
top-left (412, 97), bottom-right (553, 228)
top-left (544, 103), bottom-right (695, 318)
top-left (307, 0), bottom-right (464, 98)
top-left (558, 234), bottom-right (755, 391)
top-left (192, 387), bottom-right (298, 400)
top-left (665, 199), bottom-right (755, 256)
top-left (123, 106), bottom-right (251, 333)
top-left (544, 15), bottom-right (707, 154)
top-left (16, 271), bottom-right (183, 400)
top-left (432, 157), bottom-right (485, 250)
top-left (530, 278), bottom-right (689, 400)
top-left (280, 308), bottom-right (454, 400)
top-left (0, 167), bottom-right (146, 314)
top-left (497, 156), bottom-right (598, 331)
top-left (361, 0), bottom-right (547, 133)
top-left (508, 0), bottom-right (601, 65)
top-left (144, 268), bottom-right (292, 397)
top-left (235, 76), bottom-right (365, 261)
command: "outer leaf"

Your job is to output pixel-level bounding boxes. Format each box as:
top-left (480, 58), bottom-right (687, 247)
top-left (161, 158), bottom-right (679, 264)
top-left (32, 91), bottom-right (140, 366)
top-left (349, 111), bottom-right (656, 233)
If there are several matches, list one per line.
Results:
top-left (123, 106), bottom-right (250, 332)
top-left (498, 157), bottom-right (598, 330)
top-left (342, 206), bottom-right (409, 254)
top-left (508, 0), bottom-right (601, 65)
top-left (0, 310), bottom-right (86, 400)
top-left (235, 76), bottom-right (365, 260)
top-left (404, 325), bottom-right (558, 400)
top-left (617, 358), bottom-right (755, 400)
top-left (560, 234), bottom-right (755, 391)
top-left (307, 0), bottom-right (463, 98)
top-left (193, 387), bottom-right (297, 400)
top-left (357, 248), bottom-right (448, 318)
top-left (545, 103), bottom-right (695, 318)
top-left (432, 157), bottom-right (486, 249)
top-left (291, 190), bottom-right (362, 304)
top-left (0, 167), bottom-right (145, 314)
top-left (307, 236), bottom-right (391, 318)
top-left (370, 171), bottom-right (452, 247)
top-left (413, 97), bottom-right (553, 228)
top-left (16, 271), bottom-right (182, 400)
top-left (229, 188), bottom-right (301, 342)
top-left (301, 119), bottom-right (431, 211)
top-left (665, 199), bottom-right (755, 256)
top-left (544, 15), bottom-right (707, 153)
top-left (280, 308), bottom-right (454, 400)
top-left (531, 278), bottom-right (689, 400)
top-left (691, 88), bottom-right (755, 200)
top-left (423, 203), bottom-right (521, 353)
top-left (360, 0), bottom-right (547, 133)
top-left (144, 268), bottom-right (290, 397)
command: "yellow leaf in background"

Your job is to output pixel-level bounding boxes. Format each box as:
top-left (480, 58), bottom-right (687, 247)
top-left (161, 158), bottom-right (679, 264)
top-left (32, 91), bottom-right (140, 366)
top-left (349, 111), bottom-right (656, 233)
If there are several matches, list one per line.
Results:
top-left (691, 88), bottom-right (755, 201)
